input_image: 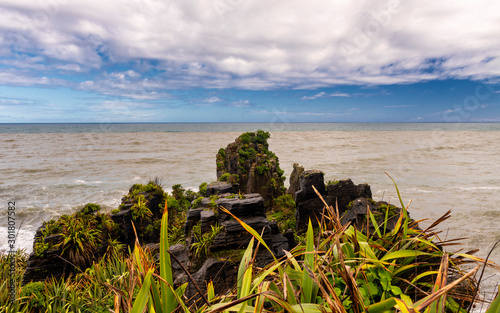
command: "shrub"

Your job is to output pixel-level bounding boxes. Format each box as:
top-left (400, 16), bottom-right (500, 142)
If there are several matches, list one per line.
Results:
top-left (79, 203), bottom-right (101, 215)
top-left (57, 215), bottom-right (101, 268)
top-left (172, 184), bottom-right (185, 200)
top-left (192, 196), bottom-right (204, 208)
top-left (131, 195), bottom-right (152, 220)
top-left (269, 194), bottom-right (296, 232)
top-left (20, 282), bottom-right (46, 310)
top-left (199, 182), bottom-right (208, 196)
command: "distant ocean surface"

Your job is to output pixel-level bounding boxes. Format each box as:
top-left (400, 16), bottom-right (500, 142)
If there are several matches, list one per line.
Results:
top-left (1, 123), bottom-right (500, 292)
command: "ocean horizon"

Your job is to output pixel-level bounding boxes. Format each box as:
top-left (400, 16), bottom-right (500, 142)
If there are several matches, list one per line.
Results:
top-left (1, 122), bottom-right (500, 134)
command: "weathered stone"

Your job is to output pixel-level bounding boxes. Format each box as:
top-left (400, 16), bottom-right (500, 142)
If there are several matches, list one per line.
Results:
top-left (186, 258), bottom-right (238, 304)
top-left (325, 179), bottom-right (372, 214)
top-left (216, 131), bottom-right (285, 208)
top-left (43, 234), bottom-right (63, 246)
top-left (169, 243), bottom-right (191, 281)
top-left (144, 243), bottom-right (160, 253)
top-left (287, 163), bottom-right (305, 197)
top-left (284, 229), bottom-right (296, 248)
top-left (110, 209), bottom-right (135, 248)
top-left (296, 197), bottom-right (326, 230)
top-left (293, 169), bottom-right (327, 230)
top-left (294, 170), bottom-right (326, 203)
top-left (341, 198), bottom-right (379, 228)
top-left (206, 181), bottom-right (238, 196)
top-left (200, 209), bottom-right (217, 233)
top-left (184, 208), bottom-right (204, 238)
top-left (217, 193), bottom-right (266, 223)
top-left (211, 216), bottom-right (272, 251)
top-left (357, 183), bottom-right (372, 199)
top-left (271, 233), bottom-right (289, 258)
top-left (22, 251), bottom-right (69, 285)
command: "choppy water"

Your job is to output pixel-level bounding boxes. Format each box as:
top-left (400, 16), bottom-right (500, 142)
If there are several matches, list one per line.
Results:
top-left (1, 123), bottom-right (500, 294)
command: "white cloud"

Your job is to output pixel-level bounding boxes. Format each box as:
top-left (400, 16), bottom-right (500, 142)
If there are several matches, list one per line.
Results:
top-left (204, 96), bottom-right (222, 103)
top-left (77, 70), bottom-right (170, 100)
top-left (384, 105), bottom-right (416, 108)
top-left (330, 92), bottom-right (351, 97)
top-left (301, 92), bottom-right (326, 100)
top-left (230, 100), bottom-right (251, 108)
top-left (0, 0), bottom-right (500, 90)
top-left (302, 91), bottom-right (351, 100)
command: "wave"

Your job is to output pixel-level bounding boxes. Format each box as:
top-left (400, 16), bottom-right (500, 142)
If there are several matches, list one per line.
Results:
top-left (459, 186), bottom-right (500, 191)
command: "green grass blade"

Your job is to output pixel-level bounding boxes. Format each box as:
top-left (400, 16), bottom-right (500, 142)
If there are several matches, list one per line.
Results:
top-left (301, 219), bottom-right (315, 304)
top-left (237, 238), bottom-right (254, 299)
top-left (290, 303), bottom-right (325, 313)
top-left (368, 207), bottom-right (382, 238)
top-left (486, 290), bottom-right (500, 313)
top-left (207, 281), bottom-right (215, 302)
top-left (366, 297), bottom-right (398, 313)
top-left (160, 201), bottom-right (176, 312)
top-left (150, 277), bottom-right (163, 313)
top-left (381, 250), bottom-right (429, 261)
top-left (131, 268), bottom-right (154, 313)
top-left (250, 261), bottom-right (284, 295)
top-left (386, 173), bottom-right (409, 239)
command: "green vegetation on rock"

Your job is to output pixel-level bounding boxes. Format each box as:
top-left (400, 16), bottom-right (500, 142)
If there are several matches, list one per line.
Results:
top-left (268, 194), bottom-right (296, 232)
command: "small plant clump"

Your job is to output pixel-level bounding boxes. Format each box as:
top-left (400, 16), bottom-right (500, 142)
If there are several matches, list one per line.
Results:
top-left (20, 281), bottom-right (45, 311)
top-left (268, 194), bottom-right (296, 232)
top-left (326, 179), bottom-right (339, 186)
top-left (219, 172), bottom-right (239, 184)
top-left (190, 223), bottom-right (223, 267)
top-left (79, 203), bottom-right (101, 215)
top-left (199, 182), bottom-right (208, 197)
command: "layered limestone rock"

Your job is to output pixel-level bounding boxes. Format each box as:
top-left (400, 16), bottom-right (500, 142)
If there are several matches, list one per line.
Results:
top-left (216, 130), bottom-right (285, 208)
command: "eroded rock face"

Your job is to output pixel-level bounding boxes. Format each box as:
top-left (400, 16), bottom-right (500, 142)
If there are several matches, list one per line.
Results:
top-left (340, 198), bottom-right (403, 234)
top-left (325, 179), bottom-right (372, 214)
top-left (293, 169), bottom-right (327, 230)
top-left (217, 193), bottom-right (266, 223)
top-left (216, 131), bottom-right (285, 208)
top-left (292, 167), bottom-right (376, 231)
top-left (185, 258), bottom-right (238, 304)
top-left (287, 163), bottom-right (305, 197)
top-left (206, 181), bottom-right (238, 196)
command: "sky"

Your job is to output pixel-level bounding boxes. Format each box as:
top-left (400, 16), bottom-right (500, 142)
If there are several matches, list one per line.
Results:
top-left (0, 0), bottom-right (500, 123)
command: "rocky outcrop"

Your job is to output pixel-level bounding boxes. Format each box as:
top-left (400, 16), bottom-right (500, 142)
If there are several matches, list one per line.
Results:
top-left (287, 163), bottom-right (304, 196)
top-left (292, 166), bottom-right (377, 231)
top-left (217, 193), bottom-right (266, 223)
top-left (325, 179), bottom-right (372, 214)
top-left (216, 130), bottom-right (285, 208)
top-left (206, 181), bottom-right (238, 196)
top-left (293, 169), bottom-right (327, 230)
top-left (185, 258), bottom-right (238, 303)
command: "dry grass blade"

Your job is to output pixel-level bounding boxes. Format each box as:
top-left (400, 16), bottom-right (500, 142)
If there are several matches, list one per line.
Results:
top-left (469, 239), bottom-right (500, 312)
top-left (317, 267), bottom-right (348, 313)
top-left (334, 234), bottom-right (363, 313)
top-left (414, 265), bottom-right (479, 311)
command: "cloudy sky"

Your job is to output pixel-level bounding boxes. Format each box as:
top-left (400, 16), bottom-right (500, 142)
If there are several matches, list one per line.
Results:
top-left (1, 0), bottom-right (500, 123)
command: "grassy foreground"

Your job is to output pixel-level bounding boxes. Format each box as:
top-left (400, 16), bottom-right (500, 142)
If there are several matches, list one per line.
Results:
top-left (2, 178), bottom-right (500, 313)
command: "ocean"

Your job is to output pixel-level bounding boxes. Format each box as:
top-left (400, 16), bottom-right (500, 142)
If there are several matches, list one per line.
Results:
top-left (1, 122), bottom-right (500, 294)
